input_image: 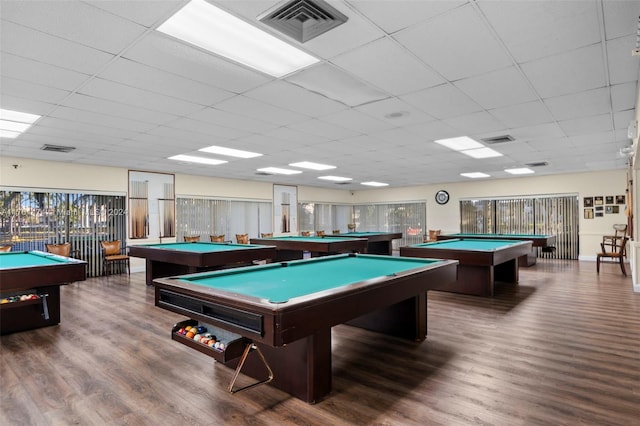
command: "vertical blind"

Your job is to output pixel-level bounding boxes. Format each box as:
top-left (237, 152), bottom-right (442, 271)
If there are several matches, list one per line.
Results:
top-left (353, 202), bottom-right (426, 248)
top-left (0, 190), bottom-right (127, 276)
top-left (176, 197), bottom-right (272, 242)
top-left (460, 195), bottom-right (579, 259)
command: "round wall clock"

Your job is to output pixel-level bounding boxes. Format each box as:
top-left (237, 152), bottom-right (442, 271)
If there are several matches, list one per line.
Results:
top-left (435, 190), bottom-right (449, 205)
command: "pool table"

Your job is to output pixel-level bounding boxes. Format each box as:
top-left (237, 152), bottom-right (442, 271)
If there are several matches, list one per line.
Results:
top-left (400, 239), bottom-right (532, 297)
top-left (327, 231), bottom-right (403, 255)
top-left (249, 235), bottom-right (367, 261)
top-left (128, 242), bottom-right (276, 286)
top-left (0, 251), bottom-right (87, 334)
top-left (153, 253), bottom-right (458, 403)
top-left (436, 233), bottom-right (556, 266)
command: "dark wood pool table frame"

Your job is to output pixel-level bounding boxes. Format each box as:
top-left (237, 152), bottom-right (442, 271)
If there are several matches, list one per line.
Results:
top-left (436, 234), bottom-right (556, 266)
top-left (0, 251), bottom-right (86, 334)
top-left (249, 236), bottom-right (368, 261)
top-left (400, 240), bottom-right (532, 297)
top-left (128, 243), bottom-right (277, 285)
top-left (327, 232), bottom-right (403, 255)
top-left (153, 254), bottom-right (458, 403)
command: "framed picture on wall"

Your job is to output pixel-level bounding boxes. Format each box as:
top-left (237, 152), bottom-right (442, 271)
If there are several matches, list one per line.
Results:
top-left (605, 196), bottom-right (614, 204)
top-left (584, 208), bottom-right (594, 219)
top-left (612, 206), bottom-right (620, 213)
top-left (594, 196), bottom-right (604, 205)
top-left (595, 212), bottom-right (604, 217)
top-left (273, 184), bottom-right (297, 236)
top-left (595, 206), bottom-right (603, 212)
top-left (583, 197), bottom-right (593, 207)
top-left (616, 195), bottom-right (626, 204)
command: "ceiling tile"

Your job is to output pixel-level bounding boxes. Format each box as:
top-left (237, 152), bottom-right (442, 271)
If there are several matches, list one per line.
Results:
top-left (319, 109), bottom-right (395, 134)
top-left (348, 0), bottom-right (468, 34)
top-left (603, 0), bottom-right (640, 40)
top-left (288, 118), bottom-right (361, 140)
top-left (544, 87), bottom-right (611, 122)
top-left (394, 4), bottom-right (513, 80)
top-left (1, 21), bottom-right (115, 74)
top-left (330, 37), bottom-right (445, 95)
top-left (99, 58), bottom-right (235, 106)
top-left (611, 82), bottom-right (638, 112)
top-left (444, 111), bottom-right (507, 135)
top-left (558, 113), bottom-right (613, 136)
top-left (400, 84), bottom-right (482, 119)
top-left (242, 80), bottom-right (348, 118)
top-left (1, 53), bottom-right (90, 91)
top-left (520, 44), bottom-right (606, 98)
top-left (478, 0), bottom-right (600, 63)
top-left (355, 98), bottom-right (435, 127)
top-left (607, 35), bottom-right (640, 85)
top-left (213, 95), bottom-right (310, 125)
top-left (89, 0), bottom-right (184, 28)
top-left (122, 32), bottom-right (270, 94)
top-left (286, 63), bottom-right (389, 107)
top-left (1, 0), bottom-right (147, 54)
top-left (454, 66), bottom-right (538, 109)
top-left (1, 76), bottom-right (71, 105)
top-left (489, 100), bottom-right (554, 128)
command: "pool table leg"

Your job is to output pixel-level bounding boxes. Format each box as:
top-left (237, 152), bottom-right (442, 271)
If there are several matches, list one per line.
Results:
top-left (223, 328), bottom-right (332, 403)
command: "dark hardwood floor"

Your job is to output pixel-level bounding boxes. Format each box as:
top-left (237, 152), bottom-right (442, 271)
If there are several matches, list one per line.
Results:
top-left (1, 259), bottom-right (638, 425)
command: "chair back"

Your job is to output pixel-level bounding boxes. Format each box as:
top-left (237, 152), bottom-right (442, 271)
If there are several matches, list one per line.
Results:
top-left (260, 233), bottom-right (273, 238)
top-left (301, 231), bottom-right (311, 236)
top-left (600, 234), bottom-right (627, 255)
top-left (236, 234), bottom-right (249, 244)
top-left (424, 229), bottom-right (441, 242)
top-left (101, 240), bottom-right (122, 256)
top-left (46, 243), bottom-right (71, 257)
top-left (333, 229), bottom-right (341, 234)
top-left (184, 236), bottom-right (200, 242)
top-left (347, 223), bottom-right (356, 231)
top-left (0, 245), bottom-right (11, 252)
top-left (210, 235), bottom-right (225, 242)
top-left (316, 230), bottom-right (325, 237)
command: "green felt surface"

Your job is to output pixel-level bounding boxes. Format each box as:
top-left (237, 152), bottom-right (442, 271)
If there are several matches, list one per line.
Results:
top-left (259, 236), bottom-right (361, 243)
top-left (0, 251), bottom-right (71, 268)
top-left (139, 242), bottom-right (265, 252)
top-left (448, 233), bottom-right (551, 238)
top-left (182, 255), bottom-right (441, 303)
top-left (412, 239), bottom-right (523, 251)
top-left (336, 232), bottom-right (394, 237)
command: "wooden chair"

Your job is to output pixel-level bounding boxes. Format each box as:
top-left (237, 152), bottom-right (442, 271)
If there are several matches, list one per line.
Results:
top-left (184, 236), bottom-right (201, 242)
top-left (210, 235), bottom-right (225, 243)
top-left (596, 234), bottom-right (627, 276)
top-left (423, 229), bottom-right (441, 242)
top-left (347, 223), bottom-right (356, 231)
top-left (260, 233), bottom-right (273, 238)
top-left (45, 243), bottom-right (80, 258)
top-left (0, 245), bottom-right (12, 252)
top-left (333, 229), bottom-right (341, 234)
top-left (301, 231), bottom-right (311, 237)
top-left (316, 230), bottom-right (325, 237)
top-left (100, 240), bottom-right (130, 276)
top-left (236, 234), bottom-right (249, 244)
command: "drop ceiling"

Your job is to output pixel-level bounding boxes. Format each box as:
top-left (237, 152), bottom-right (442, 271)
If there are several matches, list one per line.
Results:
top-left (1, 0), bottom-right (638, 189)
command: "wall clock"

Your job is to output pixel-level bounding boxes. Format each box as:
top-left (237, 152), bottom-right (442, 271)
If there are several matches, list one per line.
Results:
top-left (435, 190), bottom-right (449, 205)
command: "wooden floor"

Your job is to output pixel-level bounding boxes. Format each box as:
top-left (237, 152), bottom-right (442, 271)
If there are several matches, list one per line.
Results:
top-left (1, 259), bottom-right (639, 425)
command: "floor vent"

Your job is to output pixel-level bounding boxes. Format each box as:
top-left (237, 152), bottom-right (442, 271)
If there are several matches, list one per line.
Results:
top-left (258, 0), bottom-right (348, 43)
top-left (481, 135), bottom-right (514, 144)
top-left (41, 144), bottom-right (76, 153)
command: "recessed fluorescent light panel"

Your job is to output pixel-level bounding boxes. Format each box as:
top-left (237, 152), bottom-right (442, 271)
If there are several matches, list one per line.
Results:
top-left (461, 147), bottom-right (503, 159)
top-left (434, 136), bottom-right (484, 151)
top-left (290, 161), bottom-right (336, 171)
top-left (257, 167), bottom-right (302, 175)
top-left (199, 145), bottom-right (262, 158)
top-left (318, 175), bottom-right (352, 182)
top-left (169, 154), bottom-right (228, 165)
top-left (0, 108), bottom-right (41, 138)
top-left (461, 172), bottom-right (491, 178)
top-left (361, 181), bottom-right (388, 187)
top-left (505, 168), bottom-right (534, 175)
top-left (157, 0), bottom-right (319, 77)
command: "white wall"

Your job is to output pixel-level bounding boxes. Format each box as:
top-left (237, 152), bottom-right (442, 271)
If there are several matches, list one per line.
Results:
top-left (0, 156), bottom-right (627, 259)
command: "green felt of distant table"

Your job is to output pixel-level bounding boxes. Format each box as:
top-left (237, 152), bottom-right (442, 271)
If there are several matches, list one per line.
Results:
top-left (437, 233), bottom-right (556, 247)
top-left (328, 232), bottom-right (403, 255)
top-left (0, 251), bottom-right (87, 335)
top-left (400, 238), bottom-right (533, 297)
top-left (249, 235), bottom-right (368, 260)
top-left (128, 242), bottom-right (277, 286)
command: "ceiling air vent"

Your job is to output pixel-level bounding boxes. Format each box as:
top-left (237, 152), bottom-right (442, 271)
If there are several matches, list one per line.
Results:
top-left (41, 144), bottom-right (76, 153)
top-left (481, 135), bottom-right (514, 144)
top-left (258, 0), bottom-right (348, 43)
top-left (525, 161), bottom-right (549, 167)
top-left (255, 171), bottom-right (273, 176)
top-left (334, 181), bottom-right (350, 185)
